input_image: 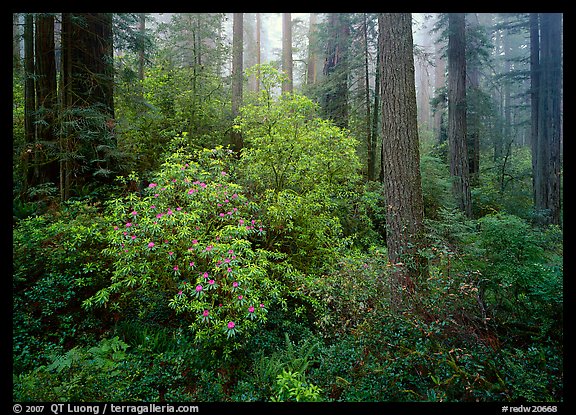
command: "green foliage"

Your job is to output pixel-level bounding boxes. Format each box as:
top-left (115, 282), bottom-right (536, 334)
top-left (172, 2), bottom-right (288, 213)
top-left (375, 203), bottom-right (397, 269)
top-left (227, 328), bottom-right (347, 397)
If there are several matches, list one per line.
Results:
top-left (12, 201), bottom-right (111, 374)
top-left (85, 144), bottom-right (290, 357)
top-left (474, 213), bottom-right (563, 339)
top-left (14, 337), bottom-right (130, 401)
top-left (473, 147), bottom-right (534, 219)
top-left (237, 72), bottom-right (361, 194)
top-left (271, 369), bottom-right (324, 402)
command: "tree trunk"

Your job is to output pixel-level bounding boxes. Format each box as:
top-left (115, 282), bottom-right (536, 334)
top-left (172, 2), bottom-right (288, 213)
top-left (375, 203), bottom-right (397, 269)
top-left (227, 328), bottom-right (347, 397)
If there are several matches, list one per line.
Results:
top-left (447, 13), bottom-right (472, 217)
top-left (530, 13), bottom-right (540, 215)
top-left (60, 13), bottom-right (115, 199)
top-left (35, 13), bottom-right (58, 186)
top-left (24, 13), bottom-right (37, 194)
top-left (433, 13), bottom-right (447, 143)
top-left (306, 13), bottom-right (318, 86)
top-left (379, 13), bottom-right (426, 311)
top-left (282, 13), bottom-right (293, 94)
top-left (13, 13), bottom-right (21, 71)
top-left (231, 13), bottom-right (244, 152)
top-left (138, 13), bottom-right (146, 82)
top-left (534, 13), bottom-right (562, 226)
top-left (322, 13), bottom-right (349, 129)
top-left (363, 14), bottom-right (375, 181)
top-left (467, 13), bottom-right (481, 186)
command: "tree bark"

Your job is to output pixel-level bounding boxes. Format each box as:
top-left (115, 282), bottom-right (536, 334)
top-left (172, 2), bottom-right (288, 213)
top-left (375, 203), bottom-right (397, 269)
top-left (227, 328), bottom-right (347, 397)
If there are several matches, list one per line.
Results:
top-left (24, 13), bottom-right (37, 193)
top-left (322, 13), bottom-right (349, 129)
top-left (447, 13), bottom-right (472, 217)
top-left (533, 13), bottom-right (562, 226)
top-left (231, 13), bottom-right (244, 152)
top-left (306, 13), bottom-right (318, 86)
top-left (282, 13), bottom-right (293, 94)
top-left (379, 13), bottom-right (426, 310)
top-left (35, 13), bottom-right (58, 186)
top-left (60, 13), bottom-right (115, 199)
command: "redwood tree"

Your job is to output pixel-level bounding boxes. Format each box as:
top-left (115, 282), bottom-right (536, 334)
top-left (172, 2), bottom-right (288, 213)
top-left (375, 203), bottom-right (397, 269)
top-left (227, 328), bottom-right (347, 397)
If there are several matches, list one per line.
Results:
top-left (231, 13), bottom-right (244, 152)
top-left (379, 13), bottom-right (426, 310)
top-left (60, 13), bottom-right (116, 200)
top-left (447, 13), bottom-right (472, 217)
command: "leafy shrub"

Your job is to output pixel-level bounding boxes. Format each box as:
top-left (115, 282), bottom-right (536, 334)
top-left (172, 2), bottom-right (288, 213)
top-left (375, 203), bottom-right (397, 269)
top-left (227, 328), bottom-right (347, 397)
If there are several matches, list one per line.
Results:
top-left (475, 213), bottom-right (563, 339)
top-left (238, 65), bottom-right (361, 195)
top-left (13, 201), bottom-right (111, 374)
top-left (14, 337), bottom-right (130, 401)
top-left (84, 145), bottom-right (290, 357)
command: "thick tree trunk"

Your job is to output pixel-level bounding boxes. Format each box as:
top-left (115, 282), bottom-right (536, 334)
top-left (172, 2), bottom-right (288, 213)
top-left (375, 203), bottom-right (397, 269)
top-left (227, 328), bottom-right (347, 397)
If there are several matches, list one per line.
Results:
top-left (60, 13), bottom-right (115, 199)
top-left (24, 14), bottom-right (37, 194)
top-left (231, 13), bottom-right (244, 152)
top-left (35, 13), bottom-right (58, 186)
top-left (282, 13), bottom-right (293, 94)
top-left (534, 13), bottom-right (562, 226)
top-left (322, 13), bottom-right (349, 129)
top-left (447, 13), bottom-right (472, 217)
top-left (306, 13), bottom-right (317, 86)
top-left (379, 13), bottom-right (426, 310)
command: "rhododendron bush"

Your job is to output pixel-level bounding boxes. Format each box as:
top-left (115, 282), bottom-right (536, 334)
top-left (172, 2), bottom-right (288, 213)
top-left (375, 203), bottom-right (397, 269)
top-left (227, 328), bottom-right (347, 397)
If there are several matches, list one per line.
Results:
top-left (84, 146), bottom-right (289, 353)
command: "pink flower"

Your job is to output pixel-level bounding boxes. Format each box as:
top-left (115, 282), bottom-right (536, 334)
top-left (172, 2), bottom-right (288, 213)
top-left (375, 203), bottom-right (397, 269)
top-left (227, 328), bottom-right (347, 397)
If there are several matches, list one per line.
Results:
top-left (189, 262), bottom-right (195, 267)
top-left (131, 210), bottom-right (138, 215)
top-left (148, 242), bottom-right (155, 248)
top-left (168, 251), bottom-right (173, 256)
top-left (131, 235), bottom-right (136, 240)
top-left (248, 306), bottom-right (255, 313)
top-left (126, 222), bottom-right (132, 227)
top-left (208, 279), bottom-right (215, 285)
top-left (219, 213), bottom-right (225, 217)
top-left (238, 295), bottom-right (243, 300)
top-left (173, 265), bottom-right (179, 271)
top-left (192, 239), bottom-right (198, 244)
top-left (233, 281), bottom-right (239, 288)
top-left (148, 183), bottom-right (157, 188)
top-left (203, 310), bottom-right (210, 317)
top-left (227, 268), bottom-right (232, 273)
top-left (221, 171), bottom-right (227, 176)
top-left (205, 245), bottom-right (213, 251)
top-left (178, 290), bottom-right (183, 296)
top-left (227, 321), bottom-right (235, 329)
top-left (203, 272), bottom-right (209, 279)
top-left (196, 285), bottom-right (203, 292)
top-left (150, 205), bottom-right (156, 209)
top-left (260, 303), bottom-right (265, 308)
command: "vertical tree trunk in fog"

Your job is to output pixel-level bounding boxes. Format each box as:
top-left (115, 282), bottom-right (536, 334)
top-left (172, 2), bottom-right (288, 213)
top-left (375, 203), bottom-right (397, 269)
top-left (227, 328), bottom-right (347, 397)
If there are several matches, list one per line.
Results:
top-left (282, 13), bottom-right (293, 94)
top-left (138, 13), bottom-right (146, 82)
top-left (447, 13), bottom-right (472, 217)
top-left (256, 13), bottom-right (261, 92)
top-left (307, 13), bottom-right (318, 86)
top-left (530, 13), bottom-right (540, 217)
top-left (467, 13), bottom-right (481, 186)
top-left (379, 13), bottom-right (426, 311)
top-left (533, 13), bottom-right (562, 226)
top-left (433, 14), bottom-right (446, 143)
top-left (322, 13), bottom-right (349, 128)
top-left (231, 13), bottom-right (244, 152)
top-left (35, 13), bottom-right (58, 186)
top-left (60, 13), bottom-right (115, 200)
top-left (13, 13), bottom-right (21, 71)
top-left (363, 13), bottom-right (375, 181)
top-left (24, 14), bottom-right (37, 193)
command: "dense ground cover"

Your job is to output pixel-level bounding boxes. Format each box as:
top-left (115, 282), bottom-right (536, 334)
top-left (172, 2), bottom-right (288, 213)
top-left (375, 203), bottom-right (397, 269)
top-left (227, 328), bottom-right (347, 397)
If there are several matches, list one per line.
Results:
top-left (13, 91), bottom-right (563, 403)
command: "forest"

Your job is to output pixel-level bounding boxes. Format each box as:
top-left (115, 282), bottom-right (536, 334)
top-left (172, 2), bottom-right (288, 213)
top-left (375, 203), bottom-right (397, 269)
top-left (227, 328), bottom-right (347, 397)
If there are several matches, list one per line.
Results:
top-left (12, 12), bottom-right (563, 405)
